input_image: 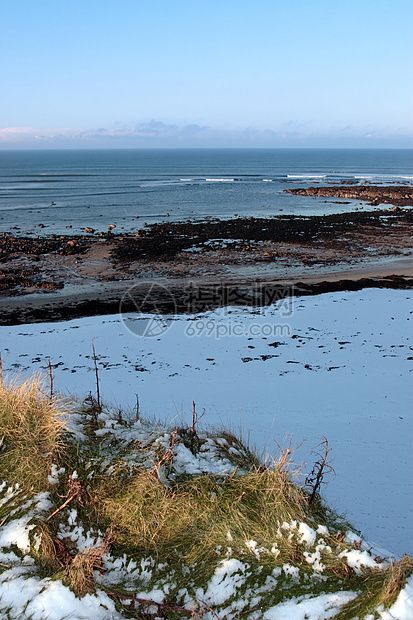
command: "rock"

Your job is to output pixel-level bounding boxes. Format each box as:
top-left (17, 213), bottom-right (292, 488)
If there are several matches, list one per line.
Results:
top-left (284, 184), bottom-right (413, 207)
top-left (84, 227), bottom-right (95, 234)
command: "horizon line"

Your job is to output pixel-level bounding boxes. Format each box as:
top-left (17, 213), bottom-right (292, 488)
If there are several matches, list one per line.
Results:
top-left (1, 145), bottom-right (413, 152)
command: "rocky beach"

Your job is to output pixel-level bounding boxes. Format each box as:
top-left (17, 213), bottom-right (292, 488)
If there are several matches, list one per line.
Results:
top-left (285, 183), bottom-right (413, 207)
top-left (0, 184), bottom-right (412, 324)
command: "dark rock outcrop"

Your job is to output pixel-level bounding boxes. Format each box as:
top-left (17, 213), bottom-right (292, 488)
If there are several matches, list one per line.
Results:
top-left (285, 184), bottom-right (413, 207)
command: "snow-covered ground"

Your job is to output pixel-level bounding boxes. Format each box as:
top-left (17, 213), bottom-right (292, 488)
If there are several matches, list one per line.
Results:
top-left (0, 288), bottom-right (412, 558)
top-left (1, 413), bottom-right (412, 620)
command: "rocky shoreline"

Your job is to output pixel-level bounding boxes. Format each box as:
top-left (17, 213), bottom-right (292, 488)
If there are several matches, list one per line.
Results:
top-left (285, 184), bottom-right (413, 207)
top-left (1, 184), bottom-right (412, 325)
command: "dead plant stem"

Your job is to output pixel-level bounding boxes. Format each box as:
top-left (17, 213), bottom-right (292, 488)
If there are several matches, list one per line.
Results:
top-left (91, 340), bottom-right (100, 408)
top-left (0, 514), bottom-right (9, 528)
top-left (46, 493), bottom-right (79, 522)
top-left (105, 590), bottom-right (192, 616)
top-left (47, 356), bottom-right (53, 400)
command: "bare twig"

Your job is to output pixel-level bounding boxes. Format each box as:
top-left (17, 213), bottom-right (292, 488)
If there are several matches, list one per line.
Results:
top-left (0, 514), bottom-right (9, 528)
top-left (46, 478), bottom-right (89, 523)
top-left (105, 590), bottom-right (193, 616)
top-left (0, 562), bottom-right (11, 569)
top-left (135, 394), bottom-right (140, 421)
top-left (91, 340), bottom-right (100, 408)
top-left (273, 438), bottom-right (293, 474)
top-left (191, 400), bottom-right (196, 439)
top-left (150, 431), bottom-right (178, 475)
top-left (273, 437), bottom-right (305, 475)
top-left (305, 436), bottom-right (335, 504)
top-left (193, 597), bottom-right (222, 620)
top-left (53, 536), bottom-right (74, 568)
top-left (46, 493), bottom-right (79, 522)
top-left (190, 401), bottom-right (205, 454)
top-left (228, 465), bottom-right (239, 481)
top-left (47, 356), bottom-right (53, 400)
top-left (83, 393), bottom-right (100, 437)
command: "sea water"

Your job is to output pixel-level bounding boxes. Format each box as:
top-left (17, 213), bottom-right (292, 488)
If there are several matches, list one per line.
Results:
top-left (0, 148), bottom-right (412, 236)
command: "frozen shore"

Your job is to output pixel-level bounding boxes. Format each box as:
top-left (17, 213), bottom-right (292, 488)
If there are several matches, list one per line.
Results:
top-left (0, 288), bottom-right (411, 558)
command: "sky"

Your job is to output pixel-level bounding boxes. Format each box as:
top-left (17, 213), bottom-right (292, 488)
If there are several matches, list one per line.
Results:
top-left (1, 0), bottom-right (412, 149)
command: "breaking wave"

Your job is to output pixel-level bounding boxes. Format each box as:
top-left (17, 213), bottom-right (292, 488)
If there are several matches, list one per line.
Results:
top-left (287, 174), bottom-right (327, 178)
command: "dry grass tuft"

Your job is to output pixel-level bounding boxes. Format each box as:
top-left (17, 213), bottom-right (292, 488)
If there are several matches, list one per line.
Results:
top-left (63, 528), bottom-right (113, 598)
top-left (95, 470), bottom-right (189, 552)
top-left (210, 428), bottom-right (262, 470)
top-left (31, 521), bottom-right (73, 574)
top-left (382, 555), bottom-right (413, 602)
top-left (63, 547), bottom-right (102, 597)
top-left (336, 555), bottom-right (413, 619)
top-left (0, 374), bottom-right (67, 490)
top-left (176, 466), bottom-right (309, 565)
top-left (31, 521), bottom-right (62, 572)
top-left (93, 460), bottom-right (309, 569)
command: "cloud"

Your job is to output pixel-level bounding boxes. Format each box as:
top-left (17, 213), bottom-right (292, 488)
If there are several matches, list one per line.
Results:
top-left (0, 127), bottom-right (37, 142)
top-left (0, 127), bottom-right (34, 134)
top-left (0, 121), bottom-right (411, 149)
top-left (90, 121), bottom-right (211, 141)
top-left (0, 126), bottom-right (80, 144)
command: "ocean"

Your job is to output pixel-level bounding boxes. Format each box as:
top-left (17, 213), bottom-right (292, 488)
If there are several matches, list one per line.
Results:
top-left (0, 148), bottom-right (412, 236)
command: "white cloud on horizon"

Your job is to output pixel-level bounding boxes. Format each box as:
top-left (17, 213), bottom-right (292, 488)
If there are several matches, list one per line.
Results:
top-left (0, 126), bottom-right (77, 143)
top-left (0, 121), bottom-right (412, 149)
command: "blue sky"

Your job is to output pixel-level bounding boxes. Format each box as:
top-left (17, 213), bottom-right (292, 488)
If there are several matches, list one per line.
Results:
top-left (1, 0), bottom-right (412, 148)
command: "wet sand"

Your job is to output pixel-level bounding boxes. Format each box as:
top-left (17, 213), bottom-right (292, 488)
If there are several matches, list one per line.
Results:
top-left (1, 201), bottom-right (412, 325)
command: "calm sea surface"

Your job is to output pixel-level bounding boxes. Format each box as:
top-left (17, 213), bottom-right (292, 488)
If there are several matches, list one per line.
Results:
top-left (0, 148), bottom-right (412, 236)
